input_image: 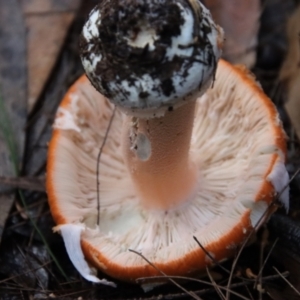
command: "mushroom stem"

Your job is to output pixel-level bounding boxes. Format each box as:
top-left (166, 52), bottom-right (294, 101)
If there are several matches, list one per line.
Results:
top-left (122, 101), bottom-right (199, 210)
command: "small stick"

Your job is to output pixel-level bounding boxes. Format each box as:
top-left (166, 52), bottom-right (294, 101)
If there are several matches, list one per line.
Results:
top-left (137, 272), bottom-right (288, 300)
top-left (129, 249), bottom-right (202, 300)
top-left (226, 167), bottom-right (299, 299)
top-left (206, 266), bottom-right (226, 300)
top-left (193, 236), bottom-right (231, 275)
top-left (96, 106), bottom-right (116, 226)
top-left (137, 274), bottom-right (266, 300)
top-left (255, 238), bottom-right (278, 289)
top-left (273, 266), bottom-right (300, 296)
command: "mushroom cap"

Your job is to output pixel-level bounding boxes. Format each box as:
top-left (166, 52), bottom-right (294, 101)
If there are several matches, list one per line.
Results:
top-left (79, 0), bottom-right (223, 117)
top-left (47, 60), bottom-right (288, 282)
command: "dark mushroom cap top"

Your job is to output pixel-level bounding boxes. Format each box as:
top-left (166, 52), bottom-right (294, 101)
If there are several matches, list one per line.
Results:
top-left (79, 0), bottom-right (223, 117)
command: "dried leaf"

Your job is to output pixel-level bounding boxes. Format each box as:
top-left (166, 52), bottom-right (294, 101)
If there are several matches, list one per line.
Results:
top-left (22, 0), bottom-right (82, 112)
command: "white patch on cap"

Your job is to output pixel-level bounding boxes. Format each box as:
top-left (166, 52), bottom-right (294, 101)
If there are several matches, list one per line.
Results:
top-left (82, 53), bottom-right (102, 75)
top-left (81, 8), bottom-right (103, 76)
top-left (83, 9), bottom-right (101, 42)
top-left (165, 3), bottom-right (194, 61)
top-left (172, 59), bottom-right (211, 100)
top-left (56, 224), bottom-right (116, 286)
top-left (267, 159), bottom-right (290, 212)
top-left (109, 73), bottom-right (161, 106)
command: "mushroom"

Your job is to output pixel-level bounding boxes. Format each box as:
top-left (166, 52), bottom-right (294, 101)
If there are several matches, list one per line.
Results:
top-left (46, 0), bottom-right (289, 284)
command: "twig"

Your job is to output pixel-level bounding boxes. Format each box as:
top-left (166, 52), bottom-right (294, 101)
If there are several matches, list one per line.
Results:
top-left (0, 261), bottom-right (51, 285)
top-left (244, 285), bottom-right (255, 300)
top-left (193, 236), bottom-right (231, 275)
top-left (16, 245), bottom-right (46, 291)
top-left (273, 267), bottom-right (300, 296)
top-left (206, 266), bottom-right (225, 300)
top-left (258, 228), bottom-right (268, 300)
top-left (255, 238), bottom-right (278, 289)
top-left (225, 207), bottom-right (269, 300)
top-left (137, 272), bottom-right (289, 300)
top-left (226, 167), bottom-right (298, 300)
top-left (277, 168), bottom-right (300, 201)
top-left (96, 105), bottom-right (116, 226)
top-left (129, 249), bottom-right (202, 300)
top-left (137, 272), bottom-right (288, 300)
